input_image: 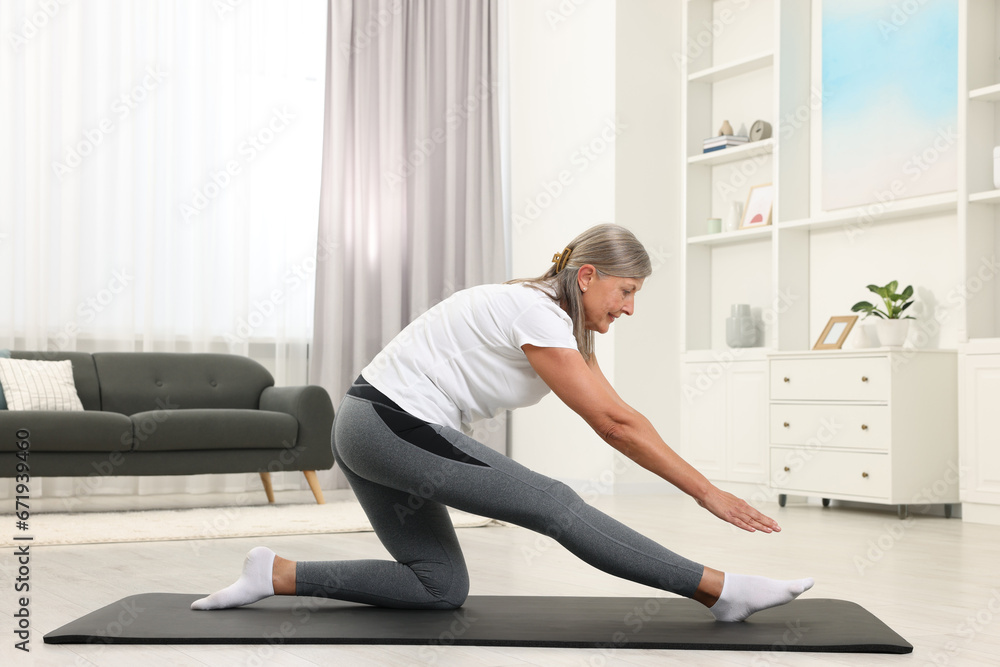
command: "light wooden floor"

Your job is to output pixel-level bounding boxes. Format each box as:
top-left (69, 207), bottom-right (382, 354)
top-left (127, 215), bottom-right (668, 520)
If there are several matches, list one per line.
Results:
top-left (9, 491), bottom-right (1000, 666)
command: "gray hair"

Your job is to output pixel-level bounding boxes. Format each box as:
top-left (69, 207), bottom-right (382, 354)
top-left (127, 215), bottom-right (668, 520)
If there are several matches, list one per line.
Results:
top-left (508, 224), bottom-right (652, 360)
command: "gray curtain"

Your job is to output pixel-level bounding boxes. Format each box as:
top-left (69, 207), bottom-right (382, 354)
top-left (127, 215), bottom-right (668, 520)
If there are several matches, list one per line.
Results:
top-left (311, 0), bottom-right (506, 465)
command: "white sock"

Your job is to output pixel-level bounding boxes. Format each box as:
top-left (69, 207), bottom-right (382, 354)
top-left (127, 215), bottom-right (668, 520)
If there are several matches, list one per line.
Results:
top-left (191, 546), bottom-right (277, 611)
top-left (709, 573), bottom-right (814, 622)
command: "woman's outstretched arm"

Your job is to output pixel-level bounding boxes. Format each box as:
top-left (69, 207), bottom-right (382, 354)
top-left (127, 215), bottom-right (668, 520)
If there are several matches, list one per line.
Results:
top-left (523, 344), bottom-right (780, 534)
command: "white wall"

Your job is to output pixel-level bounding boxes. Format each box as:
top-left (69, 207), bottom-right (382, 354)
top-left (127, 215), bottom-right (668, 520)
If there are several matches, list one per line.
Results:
top-left (506, 0), bottom-right (618, 486)
top-left (506, 0), bottom-right (686, 494)
top-left (612, 0), bottom-right (685, 493)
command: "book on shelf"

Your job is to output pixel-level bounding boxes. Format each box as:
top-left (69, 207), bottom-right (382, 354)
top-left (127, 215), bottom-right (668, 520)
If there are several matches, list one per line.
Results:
top-left (702, 134), bottom-right (749, 153)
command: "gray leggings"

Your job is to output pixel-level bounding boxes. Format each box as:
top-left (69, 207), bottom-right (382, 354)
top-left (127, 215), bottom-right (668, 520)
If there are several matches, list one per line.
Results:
top-left (295, 387), bottom-right (705, 609)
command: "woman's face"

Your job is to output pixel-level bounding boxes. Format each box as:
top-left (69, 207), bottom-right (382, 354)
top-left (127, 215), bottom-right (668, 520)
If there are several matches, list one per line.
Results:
top-left (577, 267), bottom-right (644, 334)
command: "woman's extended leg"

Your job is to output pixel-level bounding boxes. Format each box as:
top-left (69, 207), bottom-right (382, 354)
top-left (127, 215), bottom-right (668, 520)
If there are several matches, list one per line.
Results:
top-left (195, 390), bottom-right (811, 620)
top-left (331, 393), bottom-right (811, 620)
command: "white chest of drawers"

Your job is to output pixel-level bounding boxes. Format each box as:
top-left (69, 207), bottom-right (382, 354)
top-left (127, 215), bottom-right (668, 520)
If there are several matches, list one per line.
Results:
top-left (767, 349), bottom-right (958, 518)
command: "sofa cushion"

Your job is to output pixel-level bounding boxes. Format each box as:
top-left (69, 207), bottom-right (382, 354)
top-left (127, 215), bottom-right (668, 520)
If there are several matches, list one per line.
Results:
top-left (0, 411), bottom-right (132, 452)
top-left (93, 353), bottom-right (275, 415)
top-left (0, 358), bottom-right (85, 411)
top-left (129, 409), bottom-right (298, 452)
top-left (10, 351), bottom-right (101, 411)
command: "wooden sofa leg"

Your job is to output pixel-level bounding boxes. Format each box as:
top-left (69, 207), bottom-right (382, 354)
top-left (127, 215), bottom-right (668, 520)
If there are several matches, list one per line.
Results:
top-left (303, 470), bottom-right (325, 504)
top-left (259, 471), bottom-right (276, 504)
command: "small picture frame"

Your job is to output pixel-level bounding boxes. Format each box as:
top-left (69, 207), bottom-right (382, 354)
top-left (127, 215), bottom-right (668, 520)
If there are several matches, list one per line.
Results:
top-left (740, 183), bottom-right (774, 229)
top-left (813, 315), bottom-right (858, 350)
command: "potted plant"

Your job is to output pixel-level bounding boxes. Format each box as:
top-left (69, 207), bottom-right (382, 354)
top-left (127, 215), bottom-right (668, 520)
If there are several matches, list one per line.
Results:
top-left (850, 281), bottom-right (915, 347)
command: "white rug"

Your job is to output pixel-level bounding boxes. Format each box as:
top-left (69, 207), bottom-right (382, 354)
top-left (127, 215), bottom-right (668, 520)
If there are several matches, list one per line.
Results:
top-left (5, 501), bottom-right (497, 547)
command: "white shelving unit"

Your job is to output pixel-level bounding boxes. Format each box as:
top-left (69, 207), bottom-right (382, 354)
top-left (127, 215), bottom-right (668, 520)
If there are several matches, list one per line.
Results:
top-left (680, 0), bottom-right (812, 361)
top-left (958, 0), bottom-right (1000, 524)
top-left (679, 1), bottom-right (979, 503)
top-left (960, 0), bottom-right (1000, 342)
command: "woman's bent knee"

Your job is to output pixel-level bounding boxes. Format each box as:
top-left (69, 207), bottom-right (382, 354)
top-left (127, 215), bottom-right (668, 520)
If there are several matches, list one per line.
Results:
top-left (412, 561), bottom-right (469, 610)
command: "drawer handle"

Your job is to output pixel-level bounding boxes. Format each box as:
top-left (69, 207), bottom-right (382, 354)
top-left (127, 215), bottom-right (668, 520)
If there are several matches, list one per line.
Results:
top-left (861, 424), bottom-right (868, 431)
top-left (783, 377), bottom-right (790, 383)
top-left (784, 466), bottom-right (790, 472)
top-left (861, 376), bottom-right (869, 383)
top-left (861, 471), bottom-right (869, 478)
top-left (783, 422), bottom-right (790, 428)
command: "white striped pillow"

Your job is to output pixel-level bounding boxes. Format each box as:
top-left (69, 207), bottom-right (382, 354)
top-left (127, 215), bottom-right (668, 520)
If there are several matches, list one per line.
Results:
top-left (0, 359), bottom-right (84, 411)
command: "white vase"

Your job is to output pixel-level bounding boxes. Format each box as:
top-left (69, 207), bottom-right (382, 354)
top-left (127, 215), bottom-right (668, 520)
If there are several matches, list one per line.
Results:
top-left (726, 304), bottom-right (757, 347)
top-left (846, 321), bottom-right (876, 349)
top-left (724, 201), bottom-right (743, 232)
top-left (875, 319), bottom-right (910, 347)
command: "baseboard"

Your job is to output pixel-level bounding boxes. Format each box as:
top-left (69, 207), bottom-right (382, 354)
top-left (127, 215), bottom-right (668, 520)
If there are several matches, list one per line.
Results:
top-left (961, 502), bottom-right (1000, 525)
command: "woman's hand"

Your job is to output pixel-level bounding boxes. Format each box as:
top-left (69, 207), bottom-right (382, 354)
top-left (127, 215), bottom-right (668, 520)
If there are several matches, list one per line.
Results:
top-left (696, 486), bottom-right (781, 533)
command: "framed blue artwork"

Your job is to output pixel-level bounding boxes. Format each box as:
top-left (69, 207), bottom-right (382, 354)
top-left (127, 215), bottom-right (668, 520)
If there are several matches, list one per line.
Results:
top-left (822, 0), bottom-right (958, 211)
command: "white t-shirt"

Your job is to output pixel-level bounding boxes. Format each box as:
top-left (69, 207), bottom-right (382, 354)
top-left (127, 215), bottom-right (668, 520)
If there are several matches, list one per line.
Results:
top-left (361, 283), bottom-right (579, 431)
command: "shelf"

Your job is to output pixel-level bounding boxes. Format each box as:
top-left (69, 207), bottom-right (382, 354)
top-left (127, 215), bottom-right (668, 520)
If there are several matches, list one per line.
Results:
top-left (779, 191), bottom-right (958, 231)
top-left (961, 338), bottom-right (1000, 355)
top-left (767, 346), bottom-right (954, 358)
top-left (682, 347), bottom-right (772, 363)
top-left (687, 138), bottom-right (774, 167)
top-left (969, 83), bottom-right (1000, 102)
top-left (688, 225), bottom-right (772, 246)
top-left (970, 189), bottom-right (1000, 204)
top-left (688, 51), bottom-right (774, 84)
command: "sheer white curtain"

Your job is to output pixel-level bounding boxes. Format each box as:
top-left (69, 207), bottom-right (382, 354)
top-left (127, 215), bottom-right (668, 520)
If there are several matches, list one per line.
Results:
top-left (0, 0), bottom-right (327, 502)
top-left (311, 0), bottom-right (507, 477)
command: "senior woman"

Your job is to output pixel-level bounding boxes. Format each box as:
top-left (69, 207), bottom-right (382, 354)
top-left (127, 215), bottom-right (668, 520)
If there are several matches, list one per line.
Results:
top-left (193, 224), bottom-right (812, 622)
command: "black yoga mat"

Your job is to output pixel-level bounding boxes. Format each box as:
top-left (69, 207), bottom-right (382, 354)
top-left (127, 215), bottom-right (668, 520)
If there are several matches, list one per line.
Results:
top-left (44, 594), bottom-right (912, 653)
